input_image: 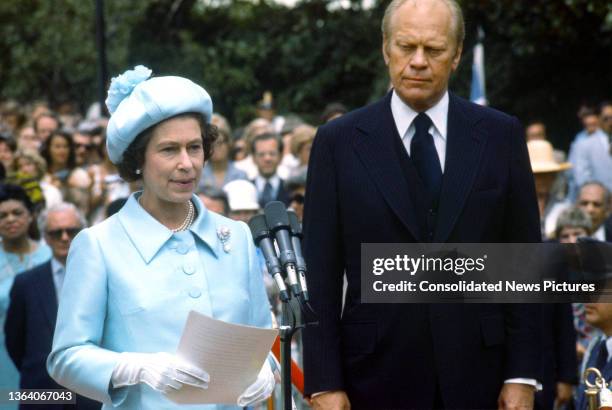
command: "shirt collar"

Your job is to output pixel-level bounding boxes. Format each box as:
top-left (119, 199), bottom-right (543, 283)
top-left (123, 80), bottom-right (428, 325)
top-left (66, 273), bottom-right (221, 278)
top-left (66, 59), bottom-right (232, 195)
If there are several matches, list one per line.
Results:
top-left (255, 174), bottom-right (281, 191)
top-left (117, 192), bottom-right (220, 264)
top-left (390, 90), bottom-right (449, 140)
top-left (50, 258), bottom-right (65, 275)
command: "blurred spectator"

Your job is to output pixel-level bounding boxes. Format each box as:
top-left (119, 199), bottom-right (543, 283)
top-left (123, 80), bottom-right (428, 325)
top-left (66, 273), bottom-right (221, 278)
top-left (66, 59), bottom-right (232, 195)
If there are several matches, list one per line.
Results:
top-left (234, 117), bottom-right (274, 179)
top-left (288, 124), bottom-right (316, 179)
top-left (555, 206), bottom-right (592, 243)
top-left (256, 91), bottom-right (284, 133)
top-left (223, 180), bottom-right (260, 222)
top-left (15, 126), bottom-right (39, 151)
top-left (527, 140), bottom-right (572, 238)
top-left (88, 137), bottom-right (131, 224)
top-left (40, 131), bottom-right (91, 215)
top-left (0, 184), bottom-right (52, 399)
top-left (251, 133), bottom-right (290, 207)
top-left (278, 115), bottom-right (303, 179)
top-left (197, 186), bottom-right (229, 216)
top-left (321, 102), bottom-right (347, 123)
top-left (286, 169), bottom-right (307, 222)
top-left (13, 149), bottom-right (62, 208)
top-left (33, 112), bottom-right (60, 145)
top-left (4, 202), bottom-right (99, 409)
top-left (573, 102), bottom-right (612, 193)
top-left (73, 131), bottom-right (95, 167)
top-left (198, 121), bottom-right (246, 191)
top-left (0, 134), bottom-right (17, 173)
top-left (526, 120), bottom-right (568, 200)
top-left (0, 101), bottom-right (26, 134)
top-left (576, 181), bottom-right (611, 242)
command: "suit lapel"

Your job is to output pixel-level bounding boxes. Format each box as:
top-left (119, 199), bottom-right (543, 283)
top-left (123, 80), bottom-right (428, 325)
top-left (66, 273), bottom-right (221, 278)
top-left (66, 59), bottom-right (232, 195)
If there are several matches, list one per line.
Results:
top-left (352, 93), bottom-right (421, 240)
top-left (434, 94), bottom-right (485, 242)
top-left (34, 262), bottom-right (58, 330)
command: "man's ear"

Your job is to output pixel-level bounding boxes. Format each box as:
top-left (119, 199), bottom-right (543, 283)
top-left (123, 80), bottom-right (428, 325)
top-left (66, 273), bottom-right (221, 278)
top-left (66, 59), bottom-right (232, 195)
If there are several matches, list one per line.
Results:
top-left (451, 44), bottom-right (463, 71)
top-left (382, 38), bottom-right (390, 66)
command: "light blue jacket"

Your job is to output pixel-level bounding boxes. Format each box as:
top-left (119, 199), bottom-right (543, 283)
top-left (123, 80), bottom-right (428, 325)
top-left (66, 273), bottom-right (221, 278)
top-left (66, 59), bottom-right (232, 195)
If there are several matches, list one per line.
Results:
top-left (573, 131), bottom-right (612, 193)
top-left (47, 193), bottom-right (273, 409)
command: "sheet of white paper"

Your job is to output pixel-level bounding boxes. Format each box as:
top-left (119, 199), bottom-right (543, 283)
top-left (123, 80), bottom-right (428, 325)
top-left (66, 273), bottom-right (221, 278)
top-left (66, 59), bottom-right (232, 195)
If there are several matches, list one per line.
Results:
top-left (166, 310), bottom-right (278, 405)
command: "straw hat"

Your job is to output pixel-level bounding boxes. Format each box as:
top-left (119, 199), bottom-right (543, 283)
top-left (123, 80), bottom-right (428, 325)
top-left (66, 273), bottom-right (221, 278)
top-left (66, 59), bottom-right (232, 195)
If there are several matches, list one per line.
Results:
top-left (527, 140), bottom-right (571, 173)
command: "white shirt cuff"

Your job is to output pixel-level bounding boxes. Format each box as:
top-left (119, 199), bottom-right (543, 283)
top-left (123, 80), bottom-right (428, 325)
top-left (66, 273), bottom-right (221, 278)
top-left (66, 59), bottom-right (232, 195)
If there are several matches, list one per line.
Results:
top-left (505, 378), bottom-right (543, 392)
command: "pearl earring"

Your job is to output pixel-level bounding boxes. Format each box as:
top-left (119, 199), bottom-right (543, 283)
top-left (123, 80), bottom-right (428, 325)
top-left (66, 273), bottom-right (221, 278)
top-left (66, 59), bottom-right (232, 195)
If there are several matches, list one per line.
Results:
top-left (135, 169), bottom-right (141, 175)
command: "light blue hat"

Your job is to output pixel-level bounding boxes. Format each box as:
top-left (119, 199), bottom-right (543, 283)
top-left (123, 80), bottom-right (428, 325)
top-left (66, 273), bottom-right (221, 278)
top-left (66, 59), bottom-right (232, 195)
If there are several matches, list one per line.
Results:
top-left (105, 65), bottom-right (213, 164)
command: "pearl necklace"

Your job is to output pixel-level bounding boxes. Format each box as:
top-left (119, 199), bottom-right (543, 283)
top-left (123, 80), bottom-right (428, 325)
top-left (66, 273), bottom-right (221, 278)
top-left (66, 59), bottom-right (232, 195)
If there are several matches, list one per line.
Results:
top-left (139, 197), bottom-right (195, 232)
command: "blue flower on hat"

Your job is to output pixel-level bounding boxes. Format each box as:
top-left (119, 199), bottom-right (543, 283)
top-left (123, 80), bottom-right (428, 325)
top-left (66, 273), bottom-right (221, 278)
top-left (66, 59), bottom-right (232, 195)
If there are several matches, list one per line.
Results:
top-left (105, 65), bottom-right (152, 114)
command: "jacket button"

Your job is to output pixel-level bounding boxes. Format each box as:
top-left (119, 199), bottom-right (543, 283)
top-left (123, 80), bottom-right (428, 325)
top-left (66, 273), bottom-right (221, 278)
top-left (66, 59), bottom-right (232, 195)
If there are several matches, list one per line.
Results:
top-left (176, 244), bottom-right (190, 254)
top-left (189, 288), bottom-right (202, 298)
top-left (183, 264), bottom-right (195, 275)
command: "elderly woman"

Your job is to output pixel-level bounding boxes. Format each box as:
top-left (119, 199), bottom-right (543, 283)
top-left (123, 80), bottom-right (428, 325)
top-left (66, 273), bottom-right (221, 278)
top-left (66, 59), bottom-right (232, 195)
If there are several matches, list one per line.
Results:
top-left (0, 184), bottom-right (52, 402)
top-left (47, 66), bottom-right (276, 410)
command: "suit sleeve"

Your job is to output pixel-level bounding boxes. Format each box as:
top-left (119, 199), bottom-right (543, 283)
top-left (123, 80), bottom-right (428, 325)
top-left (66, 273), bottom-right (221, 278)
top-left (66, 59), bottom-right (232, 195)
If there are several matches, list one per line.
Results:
top-left (46, 229), bottom-right (124, 406)
top-left (302, 125), bottom-right (346, 395)
top-left (502, 117), bottom-right (542, 380)
top-left (4, 274), bottom-right (26, 370)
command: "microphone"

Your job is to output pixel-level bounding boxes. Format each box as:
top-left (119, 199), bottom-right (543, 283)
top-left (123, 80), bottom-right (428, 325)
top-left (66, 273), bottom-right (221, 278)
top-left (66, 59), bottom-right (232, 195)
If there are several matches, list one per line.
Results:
top-left (264, 202), bottom-right (301, 297)
top-left (248, 214), bottom-right (290, 302)
top-left (287, 211), bottom-right (309, 301)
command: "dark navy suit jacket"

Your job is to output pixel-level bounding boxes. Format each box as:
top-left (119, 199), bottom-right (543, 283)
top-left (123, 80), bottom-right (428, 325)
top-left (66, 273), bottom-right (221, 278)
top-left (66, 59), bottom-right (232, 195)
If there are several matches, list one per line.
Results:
top-left (302, 92), bottom-right (542, 409)
top-left (4, 261), bottom-right (100, 410)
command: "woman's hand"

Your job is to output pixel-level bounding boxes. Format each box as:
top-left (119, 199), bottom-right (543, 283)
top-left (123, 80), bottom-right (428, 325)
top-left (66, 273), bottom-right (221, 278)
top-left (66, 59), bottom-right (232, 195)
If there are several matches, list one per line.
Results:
top-left (111, 352), bottom-right (209, 394)
top-left (237, 360), bottom-right (276, 406)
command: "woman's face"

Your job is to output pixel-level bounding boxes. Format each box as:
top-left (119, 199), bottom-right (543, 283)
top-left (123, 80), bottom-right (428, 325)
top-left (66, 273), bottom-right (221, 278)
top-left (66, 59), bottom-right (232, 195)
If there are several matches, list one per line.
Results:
top-left (0, 199), bottom-right (32, 240)
top-left (49, 135), bottom-right (70, 166)
top-left (142, 116), bottom-right (204, 205)
top-left (17, 157), bottom-right (38, 177)
top-left (0, 142), bottom-right (14, 169)
top-left (210, 136), bottom-right (229, 163)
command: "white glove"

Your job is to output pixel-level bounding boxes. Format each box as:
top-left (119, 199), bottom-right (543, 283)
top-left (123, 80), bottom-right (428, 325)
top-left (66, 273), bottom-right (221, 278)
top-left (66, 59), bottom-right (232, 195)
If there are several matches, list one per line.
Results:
top-left (111, 352), bottom-right (210, 394)
top-left (237, 360), bottom-right (276, 406)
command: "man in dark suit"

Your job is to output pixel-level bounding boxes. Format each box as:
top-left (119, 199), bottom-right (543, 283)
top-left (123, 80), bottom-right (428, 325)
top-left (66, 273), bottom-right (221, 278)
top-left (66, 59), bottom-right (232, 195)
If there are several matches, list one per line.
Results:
top-left (250, 132), bottom-right (290, 207)
top-left (4, 203), bottom-right (99, 410)
top-left (302, 0), bottom-right (541, 409)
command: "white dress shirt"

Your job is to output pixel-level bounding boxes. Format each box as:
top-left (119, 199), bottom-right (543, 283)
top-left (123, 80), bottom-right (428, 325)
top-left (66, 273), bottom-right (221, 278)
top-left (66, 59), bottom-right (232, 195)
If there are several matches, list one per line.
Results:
top-left (390, 90), bottom-right (448, 172)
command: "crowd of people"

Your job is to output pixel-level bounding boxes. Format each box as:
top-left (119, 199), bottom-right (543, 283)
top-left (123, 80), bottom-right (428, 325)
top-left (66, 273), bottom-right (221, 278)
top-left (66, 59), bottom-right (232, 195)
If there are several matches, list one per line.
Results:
top-left (0, 0), bottom-right (610, 408)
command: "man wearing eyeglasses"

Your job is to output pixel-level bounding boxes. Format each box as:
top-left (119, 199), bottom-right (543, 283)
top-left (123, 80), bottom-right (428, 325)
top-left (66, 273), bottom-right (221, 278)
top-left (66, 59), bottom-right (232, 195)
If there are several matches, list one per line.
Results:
top-left (4, 202), bottom-right (100, 409)
top-left (73, 132), bottom-right (94, 168)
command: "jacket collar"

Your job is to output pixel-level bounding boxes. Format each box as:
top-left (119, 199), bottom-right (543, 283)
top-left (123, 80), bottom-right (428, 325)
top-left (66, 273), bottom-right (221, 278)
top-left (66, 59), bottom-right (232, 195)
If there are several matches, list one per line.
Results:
top-left (117, 192), bottom-right (220, 264)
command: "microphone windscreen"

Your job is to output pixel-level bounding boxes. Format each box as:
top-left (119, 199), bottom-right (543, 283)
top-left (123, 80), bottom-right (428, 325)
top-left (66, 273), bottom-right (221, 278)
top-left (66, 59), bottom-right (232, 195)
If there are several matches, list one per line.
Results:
top-left (287, 211), bottom-right (302, 236)
top-left (264, 201), bottom-right (289, 229)
top-left (248, 214), bottom-right (269, 242)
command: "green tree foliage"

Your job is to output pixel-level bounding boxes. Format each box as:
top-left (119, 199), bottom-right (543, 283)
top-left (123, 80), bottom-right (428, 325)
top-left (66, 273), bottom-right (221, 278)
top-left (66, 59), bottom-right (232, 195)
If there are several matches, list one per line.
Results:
top-left (0, 0), bottom-right (610, 146)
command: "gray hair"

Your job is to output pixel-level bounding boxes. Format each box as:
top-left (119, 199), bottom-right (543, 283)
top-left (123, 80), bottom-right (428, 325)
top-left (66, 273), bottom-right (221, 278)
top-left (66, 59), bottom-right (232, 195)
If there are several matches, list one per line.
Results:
top-left (38, 202), bottom-right (87, 234)
top-left (578, 181), bottom-right (612, 210)
top-left (381, 0), bottom-right (465, 51)
top-left (555, 207), bottom-right (593, 238)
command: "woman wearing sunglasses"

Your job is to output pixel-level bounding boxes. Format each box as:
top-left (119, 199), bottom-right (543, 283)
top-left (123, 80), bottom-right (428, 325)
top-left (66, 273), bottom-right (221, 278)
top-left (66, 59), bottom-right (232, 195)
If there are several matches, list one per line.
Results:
top-left (47, 66), bottom-right (276, 409)
top-left (0, 183), bottom-right (52, 406)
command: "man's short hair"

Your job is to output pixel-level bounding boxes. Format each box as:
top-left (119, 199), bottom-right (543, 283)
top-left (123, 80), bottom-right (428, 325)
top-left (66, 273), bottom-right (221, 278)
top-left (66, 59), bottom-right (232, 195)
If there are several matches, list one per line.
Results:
top-left (250, 132), bottom-right (283, 155)
top-left (38, 202), bottom-right (87, 234)
top-left (578, 181), bottom-right (611, 210)
top-left (33, 112), bottom-right (61, 131)
top-left (381, 0), bottom-right (465, 51)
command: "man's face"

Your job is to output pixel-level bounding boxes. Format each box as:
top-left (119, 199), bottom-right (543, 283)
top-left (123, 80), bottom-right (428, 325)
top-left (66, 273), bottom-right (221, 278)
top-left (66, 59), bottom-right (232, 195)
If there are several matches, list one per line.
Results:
top-left (601, 105), bottom-right (612, 134)
top-left (382, 0), bottom-right (461, 112)
top-left (582, 114), bottom-right (600, 135)
top-left (35, 116), bottom-right (59, 142)
top-left (558, 227), bottom-right (589, 244)
top-left (584, 303), bottom-right (612, 332)
top-left (253, 138), bottom-right (281, 178)
top-left (73, 133), bottom-right (92, 166)
top-left (577, 184), bottom-right (609, 230)
top-left (44, 209), bottom-right (83, 263)
top-left (526, 123), bottom-right (546, 141)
